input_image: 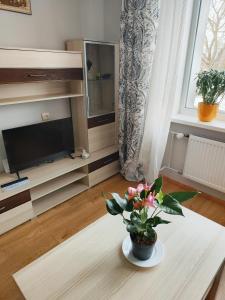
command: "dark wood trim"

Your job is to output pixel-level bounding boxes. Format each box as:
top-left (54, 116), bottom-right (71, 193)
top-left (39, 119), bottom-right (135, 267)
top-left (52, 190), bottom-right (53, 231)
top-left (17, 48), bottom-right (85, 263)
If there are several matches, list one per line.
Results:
top-left (0, 68), bottom-right (83, 84)
top-left (0, 190), bottom-right (31, 214)
top-left (88, 152), bottom-right (119, 173)
top-left (88, 113), bottom-right (115, 129)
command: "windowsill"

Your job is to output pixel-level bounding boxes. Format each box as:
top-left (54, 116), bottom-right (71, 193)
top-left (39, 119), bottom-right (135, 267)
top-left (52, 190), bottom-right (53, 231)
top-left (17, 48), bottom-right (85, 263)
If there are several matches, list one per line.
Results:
top-left (172, 114), bottom-right (225, 133)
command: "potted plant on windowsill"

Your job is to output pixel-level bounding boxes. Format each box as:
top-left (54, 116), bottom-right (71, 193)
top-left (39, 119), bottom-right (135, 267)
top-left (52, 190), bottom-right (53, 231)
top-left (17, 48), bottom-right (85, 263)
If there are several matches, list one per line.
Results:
top-left (196, 69), bottom-right (225, 122)
top-left (105, 177), bottom-right (198, 261)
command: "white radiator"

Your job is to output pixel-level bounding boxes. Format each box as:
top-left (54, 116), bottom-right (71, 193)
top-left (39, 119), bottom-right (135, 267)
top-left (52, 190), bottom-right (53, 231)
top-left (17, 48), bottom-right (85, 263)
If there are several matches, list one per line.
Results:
top-left (183, 135), bottom-right (225, 193)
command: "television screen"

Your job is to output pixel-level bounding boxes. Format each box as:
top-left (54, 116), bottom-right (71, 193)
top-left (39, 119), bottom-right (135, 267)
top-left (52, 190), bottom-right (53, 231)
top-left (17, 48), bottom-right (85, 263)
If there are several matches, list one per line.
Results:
top-left (2, 118), bottom-right (74, 173)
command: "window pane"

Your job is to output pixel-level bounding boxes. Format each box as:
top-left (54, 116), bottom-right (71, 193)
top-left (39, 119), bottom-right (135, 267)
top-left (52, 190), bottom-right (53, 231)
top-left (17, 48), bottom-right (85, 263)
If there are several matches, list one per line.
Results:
top-left (187, 0), bottom-right (225, 111)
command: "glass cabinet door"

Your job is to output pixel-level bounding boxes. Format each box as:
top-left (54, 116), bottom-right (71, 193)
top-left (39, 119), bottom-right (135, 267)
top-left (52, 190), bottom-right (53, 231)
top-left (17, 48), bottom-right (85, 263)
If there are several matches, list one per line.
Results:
top-left (85, 42), bottom-right (115, 117)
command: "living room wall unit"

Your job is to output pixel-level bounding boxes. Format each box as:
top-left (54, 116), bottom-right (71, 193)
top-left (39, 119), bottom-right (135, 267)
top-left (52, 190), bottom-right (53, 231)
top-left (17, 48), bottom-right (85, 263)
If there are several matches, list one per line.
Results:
top-left (0, 47), bottom-right (119, 235)
top-left (66, 39), bottom-right (120, 187)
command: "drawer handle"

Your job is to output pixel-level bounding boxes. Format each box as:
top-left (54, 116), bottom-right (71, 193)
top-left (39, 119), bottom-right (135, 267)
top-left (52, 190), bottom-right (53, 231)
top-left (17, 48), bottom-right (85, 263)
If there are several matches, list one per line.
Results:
top-left (27, 74), bottom-right (47, 78)
top-left (0, 206), bottom-right (6, 211)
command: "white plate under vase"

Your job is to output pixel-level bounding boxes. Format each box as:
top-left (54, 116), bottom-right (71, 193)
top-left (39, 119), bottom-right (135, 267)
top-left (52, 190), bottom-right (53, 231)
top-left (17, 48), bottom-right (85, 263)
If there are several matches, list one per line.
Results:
top-left (122, 235), bottom-right (165, 268)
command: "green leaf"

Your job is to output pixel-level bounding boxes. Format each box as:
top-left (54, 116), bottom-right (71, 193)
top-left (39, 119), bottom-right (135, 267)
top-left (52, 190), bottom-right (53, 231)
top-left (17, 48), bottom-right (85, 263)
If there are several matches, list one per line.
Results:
top-left (160, 194), bottom-right (184, 216)
top-left (156, 189), bottom-right (164, 204)
top-left (145, 226), bottom-right (156, 240)
top-left (151, 176), bottom-right (162, 194)
top-left (168, 192), bottom-right (199, 203)
top-left (130, 211), bottom-right (142, 226)
top-left (124, 192), bottom-right (129, 200)
top-left (140, 189), bottom-right (147, 199)
top-left (123, 218), bottom-right (130, 225)
top-left (148, 216), bottom-right (171, 227)
top-left (125, 199), bottom-right (134, 212)
top-left (126, 224), bottom-right (137, 234)
top-left (140, 207), bottom-right (148, 223)
top-left (111, 193), bottom-right (127, 210)
top-left (106, 199), bottom-right (123, 215)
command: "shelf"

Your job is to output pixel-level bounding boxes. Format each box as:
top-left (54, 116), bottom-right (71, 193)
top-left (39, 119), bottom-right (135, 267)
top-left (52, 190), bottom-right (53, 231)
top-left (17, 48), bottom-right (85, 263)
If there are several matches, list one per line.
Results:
top-left (0, 145), bottom-right (118, 202)
top-left (0, 92), bottom-right (84, 106)
top-left (32, 181), bottom-right (88, 216)
top-left (30, 170), bottom-right (87, 201)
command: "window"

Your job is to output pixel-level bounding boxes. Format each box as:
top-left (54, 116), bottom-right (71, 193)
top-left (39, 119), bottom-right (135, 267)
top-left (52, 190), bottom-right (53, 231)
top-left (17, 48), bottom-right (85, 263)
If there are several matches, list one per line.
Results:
top-left (182, 0), bottom-right (225, 116)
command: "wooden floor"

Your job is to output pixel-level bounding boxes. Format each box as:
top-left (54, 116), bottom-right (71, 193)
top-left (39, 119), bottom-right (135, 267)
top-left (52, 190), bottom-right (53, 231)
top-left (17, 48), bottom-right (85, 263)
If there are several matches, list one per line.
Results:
top-left (0, 174), bottom-right (225, 300)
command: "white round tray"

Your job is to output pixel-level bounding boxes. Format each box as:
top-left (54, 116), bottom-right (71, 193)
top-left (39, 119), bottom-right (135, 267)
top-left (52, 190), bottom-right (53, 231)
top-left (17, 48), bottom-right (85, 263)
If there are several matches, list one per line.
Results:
top-left (122, 235), bottom-right (165, 268)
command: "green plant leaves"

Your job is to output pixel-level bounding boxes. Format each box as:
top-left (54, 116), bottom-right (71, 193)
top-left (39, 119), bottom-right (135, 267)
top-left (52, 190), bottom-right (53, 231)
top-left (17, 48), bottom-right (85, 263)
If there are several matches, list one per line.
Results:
top-left (140, 207), bottom-right (148, 223)
top-left (105, 177), bottom-right (199, 240)
top-left (111, 193), bottom-right (127, 210)
top-left (159, 194), bottom-right (184, 216)
top-left (169, 191), bottom-right (198, 203)
top-left (155, 189), bottom-right (164, 204)
top-left (106, 193), bottom-right (133, 215)
top-left (144, 225), bottom-right (156, 240)
top-left (196, 70), bottom-right (225, 104)
top-left (126, 224), bottom-right (137, 234)
top-left (148, 216), bottom-right (171, 227)
top-left (106, 199), bottom-right (123, 215)
top-left (125, 199), bottom-right (134, 212)
top-left (151, 176), bottom-right (162, 194)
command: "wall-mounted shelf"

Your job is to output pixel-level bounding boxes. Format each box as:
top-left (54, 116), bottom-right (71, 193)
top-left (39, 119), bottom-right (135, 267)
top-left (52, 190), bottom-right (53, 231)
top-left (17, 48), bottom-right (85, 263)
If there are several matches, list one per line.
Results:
top-left (0, 92), bottom-right (84, 106)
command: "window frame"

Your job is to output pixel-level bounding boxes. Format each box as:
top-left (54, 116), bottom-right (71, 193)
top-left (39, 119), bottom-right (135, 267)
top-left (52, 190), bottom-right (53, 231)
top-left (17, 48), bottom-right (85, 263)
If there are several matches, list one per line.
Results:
top-left (180, 0), bottom-right (225, 121)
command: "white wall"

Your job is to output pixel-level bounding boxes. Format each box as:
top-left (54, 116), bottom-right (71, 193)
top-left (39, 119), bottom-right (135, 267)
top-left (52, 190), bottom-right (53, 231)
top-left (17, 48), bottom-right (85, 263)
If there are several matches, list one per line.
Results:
top-left (80, 0), bottom-right (105, 41)
top-left (0, 0), bottom-right (82, 50)
top-left (104, 0), bottom-right (121, 42)
top-left (0, 0), bottom-right (120, 172)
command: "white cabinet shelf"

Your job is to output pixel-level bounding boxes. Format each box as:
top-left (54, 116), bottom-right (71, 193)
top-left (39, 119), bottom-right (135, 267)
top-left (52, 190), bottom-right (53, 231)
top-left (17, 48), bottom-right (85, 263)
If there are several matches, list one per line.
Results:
top-left (30, 170), bottom-right (87, 201)
top-left (32, 181), bottom-right (88, 216)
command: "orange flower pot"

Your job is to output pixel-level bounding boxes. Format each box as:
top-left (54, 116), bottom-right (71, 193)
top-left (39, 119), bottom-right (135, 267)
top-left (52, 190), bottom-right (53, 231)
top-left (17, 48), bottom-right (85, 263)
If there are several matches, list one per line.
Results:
top-left (198, 102), bottom-right (218, 122)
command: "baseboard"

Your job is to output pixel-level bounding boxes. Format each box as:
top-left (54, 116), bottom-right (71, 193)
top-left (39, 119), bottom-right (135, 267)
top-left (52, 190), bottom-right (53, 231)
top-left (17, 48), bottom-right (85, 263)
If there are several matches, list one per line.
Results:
top-left (160, 167), bottom-right (225, 205)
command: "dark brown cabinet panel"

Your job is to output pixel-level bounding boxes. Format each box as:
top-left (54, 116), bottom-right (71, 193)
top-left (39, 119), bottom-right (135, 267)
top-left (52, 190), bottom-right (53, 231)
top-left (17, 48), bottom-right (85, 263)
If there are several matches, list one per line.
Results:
top-left (0, 190), bottom-right (31, 214)
top-left (0, 68), bottom-right (83, 84)
top-left (88, 113), bottom-right (115, 129)
top-left (88, 152), bottom-right (119, 173)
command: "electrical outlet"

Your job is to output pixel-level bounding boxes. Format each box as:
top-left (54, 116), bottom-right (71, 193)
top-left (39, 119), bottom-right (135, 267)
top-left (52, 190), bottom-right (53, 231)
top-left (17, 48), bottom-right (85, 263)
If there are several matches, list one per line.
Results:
top-left (41, 112), bottom-right (50, 121)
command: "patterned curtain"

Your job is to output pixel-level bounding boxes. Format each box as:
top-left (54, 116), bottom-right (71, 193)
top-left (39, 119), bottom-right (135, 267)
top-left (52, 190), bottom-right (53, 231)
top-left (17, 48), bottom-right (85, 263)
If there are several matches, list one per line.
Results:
top-left (119, 0), bottom-right (160, 181)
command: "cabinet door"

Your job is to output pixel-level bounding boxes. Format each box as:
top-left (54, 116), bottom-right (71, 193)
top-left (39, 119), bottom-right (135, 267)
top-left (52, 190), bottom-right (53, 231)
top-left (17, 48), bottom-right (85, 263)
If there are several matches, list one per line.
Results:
top-left (85, 42), bottom-right (115, 117)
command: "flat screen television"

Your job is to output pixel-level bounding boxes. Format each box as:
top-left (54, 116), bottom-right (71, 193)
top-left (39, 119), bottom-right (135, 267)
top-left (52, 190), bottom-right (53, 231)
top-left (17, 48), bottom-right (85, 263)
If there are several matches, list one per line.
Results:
top-left (2, 118), bottom-right (74, 174)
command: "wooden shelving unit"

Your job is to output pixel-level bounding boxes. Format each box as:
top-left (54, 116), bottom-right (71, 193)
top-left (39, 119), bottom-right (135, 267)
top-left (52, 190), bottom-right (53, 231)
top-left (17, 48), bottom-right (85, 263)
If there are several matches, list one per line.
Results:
top-left (32, 180), bottom-right (88, 216)
top-left (30, 170), bottom-right (87, 201)
top-left (0, 145), bottom-right (118, 202)
top-left (0, 46), bottom-right (119, 235)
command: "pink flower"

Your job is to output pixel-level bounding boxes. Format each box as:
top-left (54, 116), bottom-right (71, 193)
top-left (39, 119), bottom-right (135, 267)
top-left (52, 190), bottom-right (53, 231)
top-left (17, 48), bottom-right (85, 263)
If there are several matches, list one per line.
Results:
top-left (145, 193), bottom-right (156, 208)
top-left (128, 187), bottom-right (136, 197)
top-left (143, 183), bottom-right (152, 191)
top-left (136, 183), bottom-right (144, 193)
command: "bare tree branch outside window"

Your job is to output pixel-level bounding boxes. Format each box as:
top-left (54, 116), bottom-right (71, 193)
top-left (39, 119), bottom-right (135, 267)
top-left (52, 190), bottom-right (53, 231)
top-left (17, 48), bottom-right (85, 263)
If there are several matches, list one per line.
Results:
top-left (201, 0), bottom-right (225, 71)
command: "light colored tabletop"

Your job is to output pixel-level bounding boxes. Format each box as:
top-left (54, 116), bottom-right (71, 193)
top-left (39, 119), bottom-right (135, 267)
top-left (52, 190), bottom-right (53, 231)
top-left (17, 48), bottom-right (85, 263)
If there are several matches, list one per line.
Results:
top-left (13, 207), bottom-right (225, 300)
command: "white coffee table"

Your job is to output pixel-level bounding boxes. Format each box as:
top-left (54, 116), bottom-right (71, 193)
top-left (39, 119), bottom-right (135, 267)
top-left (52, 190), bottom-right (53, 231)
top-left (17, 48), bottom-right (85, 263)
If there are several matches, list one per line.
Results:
top-left (13, 207), bottom-right (225, 300)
